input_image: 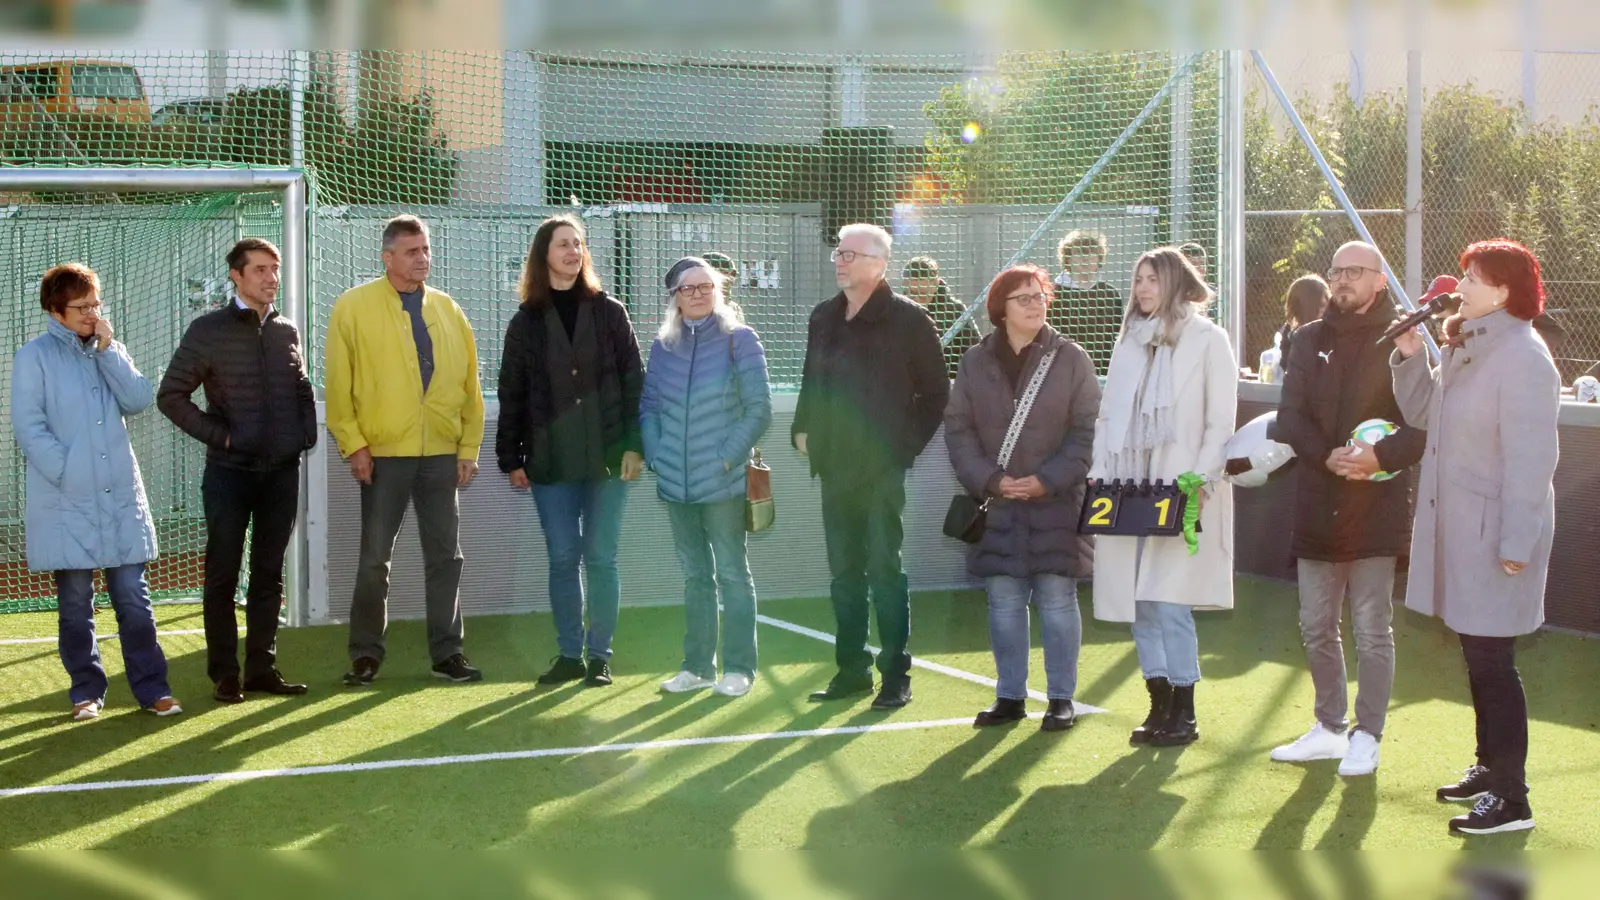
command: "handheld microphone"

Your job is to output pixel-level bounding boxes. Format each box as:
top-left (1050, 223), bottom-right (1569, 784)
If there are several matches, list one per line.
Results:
top-left (1376, 293), bottom-right (1457, 346)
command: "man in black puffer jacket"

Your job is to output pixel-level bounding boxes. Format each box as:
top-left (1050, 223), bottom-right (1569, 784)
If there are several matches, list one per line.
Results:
top-left (1269, 241), bottom-right (1427, 776)
top-left (793, 223), bottom-right (948, 711)
top-left (158, 238), bottom-right (317, 704)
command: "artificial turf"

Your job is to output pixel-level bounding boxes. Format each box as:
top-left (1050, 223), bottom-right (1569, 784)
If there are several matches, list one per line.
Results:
top-left (0, 577), bottom-right (1596, 855)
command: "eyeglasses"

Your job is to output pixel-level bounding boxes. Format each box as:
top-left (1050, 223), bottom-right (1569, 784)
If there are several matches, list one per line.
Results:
top-left (1326, 265), bottom-right (1375, 282)
top-left (673, 283), bottom-right (716, 299)
top-left (830, 249), bottom-right (882, 264)
top-left (65, 302), bottom-right (104, 315)
top-left (1006, 292), bottom-right (1048, 308)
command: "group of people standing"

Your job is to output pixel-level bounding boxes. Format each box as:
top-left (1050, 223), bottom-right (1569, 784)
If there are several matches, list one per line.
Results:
top-left (11, 210), bottom-right (1561, 838)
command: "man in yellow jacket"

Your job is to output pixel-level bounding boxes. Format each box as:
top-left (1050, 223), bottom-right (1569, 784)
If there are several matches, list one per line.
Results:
top-left (325, 215), bottom-right (486, 686)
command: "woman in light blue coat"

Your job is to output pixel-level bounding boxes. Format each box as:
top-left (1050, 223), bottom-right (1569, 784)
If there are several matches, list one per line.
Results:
top-left (641, 257), bottom-right (772, 697)
top-left (10, 264), bottom-right (178, 721)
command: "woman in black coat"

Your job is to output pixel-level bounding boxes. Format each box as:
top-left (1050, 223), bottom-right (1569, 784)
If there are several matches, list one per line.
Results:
top-left (944, 265), bottom-right (1102, 732)
top-left (497, 214), bottom-right (644, 688)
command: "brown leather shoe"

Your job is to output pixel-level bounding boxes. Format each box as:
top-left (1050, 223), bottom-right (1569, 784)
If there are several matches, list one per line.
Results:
top-left (213, 675), bottom-right (244, 704)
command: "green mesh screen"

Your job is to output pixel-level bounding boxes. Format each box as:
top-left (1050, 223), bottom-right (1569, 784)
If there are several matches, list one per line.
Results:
top-left (0, 189), bottom-right (282, 612)
top-left (1, 50), bottom-right (1224, 611)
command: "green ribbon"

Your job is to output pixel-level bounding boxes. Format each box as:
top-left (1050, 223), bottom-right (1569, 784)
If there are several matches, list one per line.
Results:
top-left (1176, 472), bottom-right (1206, 556)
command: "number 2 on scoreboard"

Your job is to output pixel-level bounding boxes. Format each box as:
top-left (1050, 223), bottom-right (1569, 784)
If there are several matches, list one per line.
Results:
top-left (1154, 497), bottom-right (1172, 527)
top-left (1087, 496), bottom-right (1115, 526)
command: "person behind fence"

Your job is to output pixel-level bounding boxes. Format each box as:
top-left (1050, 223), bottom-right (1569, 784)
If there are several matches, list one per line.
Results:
top-left (700, 251), bottom-right (739, 301)
top-left (1090, 246), bottom-right (1237, 748)
top-left (1276, 274), bottom-right (1330, 374)
top-left (901, 255), bottom-right (978, 380)
top-left (157, 238), bottom-right (317, 705)
top-left (1391, 239), bottom-right (1560, 836)
top-left (1267, 242), bottom-right (1426, 777)
top-left (497, 214), bottom-right (645, 689)
top-left (944, 264), bottom-right (1101, 732)
top-left (1048, 230), bottom-right (1123, 374)
top-left (11, 264), bottom-right (180, 721)
top-left (1179, 242), bottom-right (1209, 283)
top-left (793, 223), bottom-right (948, 710)
top-left (325, 215), bottom-right (486, 687)
top-left (641, 257), bottom-right (773, 699)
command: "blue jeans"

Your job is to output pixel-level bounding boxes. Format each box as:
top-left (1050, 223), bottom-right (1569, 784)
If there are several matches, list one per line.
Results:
top-left (666, 497), bottom-right (758, 679)
top-left (55, 564), bottom-right (171, 707)
top-left (1131, 600), bottom-right (1201, 687)
top-left (532, 477), bottom-right (629, 660)
top-left (985, 574), bottom-right (1082, 701)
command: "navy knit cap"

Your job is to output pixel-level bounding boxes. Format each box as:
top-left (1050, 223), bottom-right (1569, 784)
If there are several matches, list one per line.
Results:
top-left (665, 256), bottom-right (713, 291)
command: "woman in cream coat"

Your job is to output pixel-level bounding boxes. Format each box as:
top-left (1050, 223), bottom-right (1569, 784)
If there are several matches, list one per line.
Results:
top-left (1090, 246), bottom-right (1238, 747)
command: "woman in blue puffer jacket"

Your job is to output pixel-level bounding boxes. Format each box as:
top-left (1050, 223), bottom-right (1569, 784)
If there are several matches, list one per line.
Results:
top-left (10, 264), bottom-right (179, 721)
top-left (641, 256), bottom-right (772, 698)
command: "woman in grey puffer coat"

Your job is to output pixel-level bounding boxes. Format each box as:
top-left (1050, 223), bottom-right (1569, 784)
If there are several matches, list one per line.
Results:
top-left (945, 265), bottom-right (1101, 732)
top-left (641, 257), bottom-right (772, 699)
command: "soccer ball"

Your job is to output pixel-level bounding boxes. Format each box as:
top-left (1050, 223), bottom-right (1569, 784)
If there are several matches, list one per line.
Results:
top-left (1223, 411), bottom-right (1295, 488)
top-left (1348, 418), bottom-right (1399, 481)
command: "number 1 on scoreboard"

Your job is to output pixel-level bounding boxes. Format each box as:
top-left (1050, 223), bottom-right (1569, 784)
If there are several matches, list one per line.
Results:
top-left (1154, 497), bottom-right (1171, 527)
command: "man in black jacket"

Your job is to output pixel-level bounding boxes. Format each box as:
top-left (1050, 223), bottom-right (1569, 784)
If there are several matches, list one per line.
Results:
top-left (901, 256), bottom-right (978, 380)
top-left (158, 238), bottom-right (317, 704)
top-left (1269, 241), bottom-right (1427, 776)
top-left (794, 223), bottom-right (948, 710)
top-left (1048, 230), bottom-right (1124, 374)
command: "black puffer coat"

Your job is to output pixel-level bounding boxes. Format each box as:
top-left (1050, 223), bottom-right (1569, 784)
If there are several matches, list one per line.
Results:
top-left (944, 326), bottom-right (1101, 578)
top-left (1274, 302), bottom-right (1427, 562)
top-left (157, 301), bottom-right (317, 471)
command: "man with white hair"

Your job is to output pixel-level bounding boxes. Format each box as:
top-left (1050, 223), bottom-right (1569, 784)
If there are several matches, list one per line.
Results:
top-left (793, 223), bottom-right (948, 710)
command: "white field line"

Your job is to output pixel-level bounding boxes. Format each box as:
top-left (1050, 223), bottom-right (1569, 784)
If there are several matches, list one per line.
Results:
top-left (755, 614), bottom-right (1107, 715)
top-left (0, 716), bottom-right (984, 798)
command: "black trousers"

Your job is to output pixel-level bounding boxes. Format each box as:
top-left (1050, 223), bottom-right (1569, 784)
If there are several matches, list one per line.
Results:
top-left (1460, 633), bottom-right (1530, 803)
top-left (202, 462), bottom-right (300, 683)
top-left (819, 468), bottom-right (912, 682)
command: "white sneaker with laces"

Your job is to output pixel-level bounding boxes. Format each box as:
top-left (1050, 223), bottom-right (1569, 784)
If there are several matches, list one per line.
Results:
top-left (1270, 722), bottom-right (1350, 762)
top-left (1338, 729), bottom-right (1381, 776)
top-left (660, 671), bottom-right (715, 693)
top-left (712, 672), bottom-right (752, 697)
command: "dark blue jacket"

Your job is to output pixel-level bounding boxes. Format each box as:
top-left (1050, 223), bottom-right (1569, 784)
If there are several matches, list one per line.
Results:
top-left (641, 316), bottom-right (772, 504)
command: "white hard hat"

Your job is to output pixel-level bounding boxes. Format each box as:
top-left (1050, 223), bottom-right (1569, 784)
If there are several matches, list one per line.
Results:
top-left (1224, 411), bottom-right (1296, 488)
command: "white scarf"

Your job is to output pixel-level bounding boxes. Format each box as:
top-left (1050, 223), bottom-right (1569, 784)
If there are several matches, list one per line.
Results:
top-left (1102, 313), bottom-right (1181, 480)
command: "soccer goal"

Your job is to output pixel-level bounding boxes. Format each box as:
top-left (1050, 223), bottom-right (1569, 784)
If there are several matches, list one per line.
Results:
top-left (0, 167), bottom-right (309, 622)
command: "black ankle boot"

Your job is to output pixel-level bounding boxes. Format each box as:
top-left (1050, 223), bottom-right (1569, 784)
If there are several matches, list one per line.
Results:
top-left (1150, 684), bottom-right (1199, 746)
top-left (1041, 698), bottom-right (1076, 732)
top-left (1130, 677), bottom-right (1173, 744)
top-left (974, 697), bottom-right (1028, 727)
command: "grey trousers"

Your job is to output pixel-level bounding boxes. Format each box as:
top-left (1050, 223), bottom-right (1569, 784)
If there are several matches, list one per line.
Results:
top-left (1296, 557), bottom-right (1397, 739)
top-left (347, 455), bottom-right (465, 665)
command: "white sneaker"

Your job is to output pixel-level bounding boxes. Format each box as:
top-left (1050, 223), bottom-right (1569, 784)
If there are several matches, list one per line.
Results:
top-left (712, 672), bottom-right (753, 697)
top-left (1338, 729), bottom-right (1381, 776)
top-left (1270, 723), bottom-right (1350, 762)
top-left (660, 671), bottom-right (715, 693)
top-left (70, 699), bottom-right (102, 722)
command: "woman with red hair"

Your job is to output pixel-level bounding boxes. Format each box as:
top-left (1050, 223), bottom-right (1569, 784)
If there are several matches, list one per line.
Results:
top-left (945, 265), bottom-right (1101, 731)
top-left (1391, 239), bottom-right (1561, 836)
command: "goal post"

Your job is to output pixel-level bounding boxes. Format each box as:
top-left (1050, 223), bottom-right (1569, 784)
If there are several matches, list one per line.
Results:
top-left (0, 167), bottom-right (310, 624)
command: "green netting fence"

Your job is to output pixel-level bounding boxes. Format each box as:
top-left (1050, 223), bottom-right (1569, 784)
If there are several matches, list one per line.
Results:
top-left (0, 50), bottom-right (1225, 612)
